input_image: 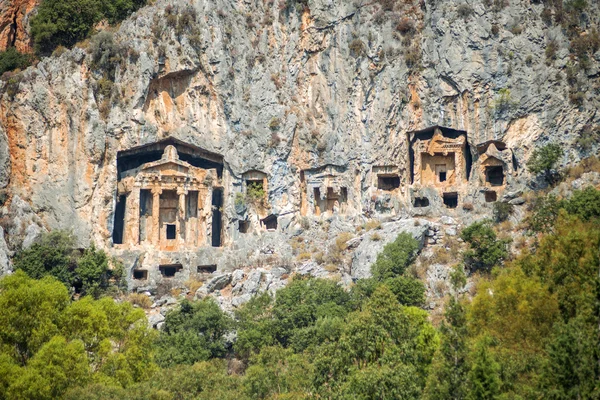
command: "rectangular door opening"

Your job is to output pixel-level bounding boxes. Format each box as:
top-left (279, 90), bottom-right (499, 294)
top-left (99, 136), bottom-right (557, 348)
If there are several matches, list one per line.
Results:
top-left (211, 188), bottom-right (223, 247)
top-left (443, 192), bottom-right (458, 208)
top-left (133, 269), bottom-right (148, 280)
top-left (159, 264), bottom-right (183, 277)
top-left (112, 195), bottom-right (127, 245)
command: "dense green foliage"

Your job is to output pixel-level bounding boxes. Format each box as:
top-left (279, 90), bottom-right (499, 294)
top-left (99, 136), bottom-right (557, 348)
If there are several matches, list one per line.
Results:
top-left (13, 231), bottom-right (120, 297)
top-left (460, 220), bottom-right (510, 272)
top-left (371, 232), bottom-right (420, 280)
top-left (155, 299), bottom-right (233, 367)
top-left (526, 143), bottom-right (563, 183)
top-left (527, 186), bottom-right (600, 232)
top-left (30, 0), bottom-right (146, 55)
top-left (4, 186), bottom-right (600, 398)
top-left (0, 272), bottom-right (155, 398)
top-left (0, 48), bottom-right (32, 75)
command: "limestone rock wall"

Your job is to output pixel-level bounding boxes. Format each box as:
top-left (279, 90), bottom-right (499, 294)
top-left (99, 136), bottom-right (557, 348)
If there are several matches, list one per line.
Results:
top-left (0, 0), bottom-right (598, 255)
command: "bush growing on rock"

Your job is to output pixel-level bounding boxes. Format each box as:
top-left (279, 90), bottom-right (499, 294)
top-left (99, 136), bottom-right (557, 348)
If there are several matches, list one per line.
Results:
top-left (371, 232), bottom-right (420, 280)
top-left (527, 143), bottom-right (563, 183)
top-left (460, 220), bottom-right (510, 272)
top-left (13, 230), bottom-right (117, 297)
top-left (0, 48), bottom-right (32, 76)
top-left (30, 0), bottom-right (147, 55)
top-left (493, 201), bottom-right (514, 223)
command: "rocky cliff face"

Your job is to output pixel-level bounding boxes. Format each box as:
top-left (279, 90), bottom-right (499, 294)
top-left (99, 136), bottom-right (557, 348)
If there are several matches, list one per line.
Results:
top-left (0, 0), bottom-right (598, 302)
top-left (0, 0), bottom-right (38, 53)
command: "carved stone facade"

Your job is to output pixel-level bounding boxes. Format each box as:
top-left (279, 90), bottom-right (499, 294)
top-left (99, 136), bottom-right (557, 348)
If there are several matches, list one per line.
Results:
top-left (300, 165), bottom-right (359, 217)
top-left (408, 127), bottom-right (471, 209)
top-left (475, 140), bottom-right (515, 202)
top-left (115, 145), bottom-right (220, 250)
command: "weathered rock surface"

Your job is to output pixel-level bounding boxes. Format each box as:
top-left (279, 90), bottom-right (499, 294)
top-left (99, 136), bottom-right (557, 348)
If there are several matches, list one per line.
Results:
top-left (0, 0), bottom-right (38, 53)
top-left (0, 226), bottom-right (9, 274)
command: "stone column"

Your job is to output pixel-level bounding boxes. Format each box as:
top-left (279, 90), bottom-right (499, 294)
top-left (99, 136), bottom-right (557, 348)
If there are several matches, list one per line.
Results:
top-left (151, 187), bottom-right (162, 245)
top-left (177, 187), bottom-right (187, 246)
top-left (129, 186), bottom-right (141, 245)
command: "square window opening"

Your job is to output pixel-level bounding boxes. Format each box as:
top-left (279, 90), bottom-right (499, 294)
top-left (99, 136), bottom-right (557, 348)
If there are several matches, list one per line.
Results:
top-left (239, 220), bottom-right (250, 233)
top-left (166, 224), bottom-right (176, 240)
top-left (133, 270), bottom-right (148, 280)
top-left (439, 171), bottom-right (447, 182)
top-left (443, 193), bottom-right (458, 208)
top-left (486, 166), bottom-right (505, 187)
top-left (484, 191), bottom-right (497, 202)
top-left (377, 175), bottom-right (400, 191)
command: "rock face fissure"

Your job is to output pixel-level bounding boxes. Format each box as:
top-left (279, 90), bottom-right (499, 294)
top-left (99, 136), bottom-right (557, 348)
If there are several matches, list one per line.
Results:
top-left (0, 0), bottom-right (598, 292)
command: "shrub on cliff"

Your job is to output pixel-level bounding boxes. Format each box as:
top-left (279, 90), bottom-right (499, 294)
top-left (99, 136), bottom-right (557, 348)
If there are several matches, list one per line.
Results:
top-left (30, 0), bottom-right (146, 55)
top-left (13, 230), bottom-right (116, 297)
top-left (0, 48), bottom-right (32, 76)
top-left (371, 232), bottom-right (420, 280)
top-left (527, 143), bottom-right (563, 183)
top-left (460, 220), bottom-right (510, 272)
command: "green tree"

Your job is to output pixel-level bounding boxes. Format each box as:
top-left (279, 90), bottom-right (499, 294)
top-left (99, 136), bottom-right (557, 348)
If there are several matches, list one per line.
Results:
top-left (562, 186), bottom-right (600, 221)
top-left (424, 297), bottom-right (469, 400)
top-left (526, 143), bottom-right (563, 183)
top-left (518, 214), bottom-right (600, 320)
top-left (13, 230), bottom-right (77, 287)
top-left (7, 336), bottom-right (91, 400)
top-left (460, 220), bottom-right (510, 272)
top-left (526, 193), bottom-right (561, 233)
top-left (271, 277), bottom-right (352, 347)
top-left (234, 292), bottom-right (276, 358)
top-left (156, 299), bottom-right (233, 367)
top-left (76, 245), bottom-right (110, 297)
top-left (371, 232), bottom-right (420, 280)
top-left (243, 346), bottom-right (313, 399)
top-left (467, 339), bottom-right (501, 400)
top-left (0, 271), bottom-right (70, 364)
top-left (540, 316), bottom-right (600, 399)
top-left (384, 275), bottom-right (426, 306)
top-left (30, 0), bottom-right (146, 55)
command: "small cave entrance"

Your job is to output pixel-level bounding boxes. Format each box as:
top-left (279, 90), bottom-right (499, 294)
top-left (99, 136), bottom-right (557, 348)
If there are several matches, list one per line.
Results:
top-left (112, 195), bottom-right (127, 245)
top-left (197, 265), bottom-right (217, 274)
top-left (133, 269), bottom-right (148, 280)
top-left (377, 175), bottom-right (400, 191)
top-left (261, 214), bottom-right (278, 230)
top-left (239, 220), bottom-right (250, 233)
top-left (485, 166), bottom-right (505, 187)
top-left (484, 191), bottom-right (497, 203)
top-left (159, 264), bottom-right (183, 277)
top-left (211, 188), bottom-right (223, 247)
top-left (413, 197), bottom-right (430, 207)
top-left (443, 192), bottom-right (458, 209)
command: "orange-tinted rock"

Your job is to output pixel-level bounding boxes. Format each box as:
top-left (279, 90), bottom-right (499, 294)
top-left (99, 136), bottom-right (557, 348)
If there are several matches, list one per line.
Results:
top-left (0, 0), bottom-right (39, 53)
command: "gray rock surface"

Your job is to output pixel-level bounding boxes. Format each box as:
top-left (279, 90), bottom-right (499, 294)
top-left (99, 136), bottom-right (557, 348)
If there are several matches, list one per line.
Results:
top-left (0, 227), bottom-right (10, 275)
top-left (351, 219), bottom-right (429, 279)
